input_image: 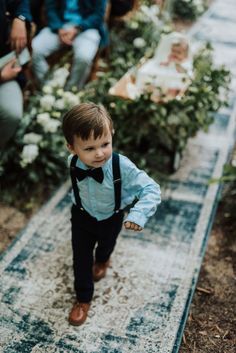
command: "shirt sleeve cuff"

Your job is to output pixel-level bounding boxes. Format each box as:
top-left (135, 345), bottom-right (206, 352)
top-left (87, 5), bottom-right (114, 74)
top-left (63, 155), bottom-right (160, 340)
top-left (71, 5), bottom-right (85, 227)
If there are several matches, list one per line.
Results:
top-left (124, 212), bottom-right (147, 229)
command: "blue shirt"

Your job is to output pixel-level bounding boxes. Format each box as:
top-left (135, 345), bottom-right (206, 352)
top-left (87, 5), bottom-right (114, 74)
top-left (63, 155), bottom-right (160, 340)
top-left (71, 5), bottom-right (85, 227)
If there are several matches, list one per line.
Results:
top-left (45, 0), bottom-right (109, 48)
top-left (68, 153), bottom-right (161, 228)
top-left (64, 0), bottom-right (82, 27)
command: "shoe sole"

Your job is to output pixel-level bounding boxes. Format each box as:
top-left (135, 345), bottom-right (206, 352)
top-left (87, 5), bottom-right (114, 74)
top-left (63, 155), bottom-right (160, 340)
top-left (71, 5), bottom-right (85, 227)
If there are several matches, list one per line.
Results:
top-left (68, 317), bottom-right (87, 326)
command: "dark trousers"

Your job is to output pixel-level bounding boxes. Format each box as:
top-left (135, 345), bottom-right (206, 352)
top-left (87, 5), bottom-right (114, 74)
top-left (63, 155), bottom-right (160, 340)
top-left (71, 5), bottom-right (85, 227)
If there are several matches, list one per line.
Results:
top-left (71, 205), bottom-right (124, 303)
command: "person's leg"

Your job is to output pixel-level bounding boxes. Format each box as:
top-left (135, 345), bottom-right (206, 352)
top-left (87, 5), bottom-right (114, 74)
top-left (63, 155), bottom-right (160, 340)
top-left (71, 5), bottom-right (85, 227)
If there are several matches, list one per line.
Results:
top-left (31, 27), bottom-right (62, 85)
top-left (66, 29), bottom-right (101, 90)
top-left (69, 206), bottom-right (98, 326)
top-left (95, 212), bottom-right (124, 264)
top-left (93, 212), bottom-right (124, 281)
top-left (0, 81), bottom-right (23, 149)
top-left (71, 206), bottom-right (97, 303)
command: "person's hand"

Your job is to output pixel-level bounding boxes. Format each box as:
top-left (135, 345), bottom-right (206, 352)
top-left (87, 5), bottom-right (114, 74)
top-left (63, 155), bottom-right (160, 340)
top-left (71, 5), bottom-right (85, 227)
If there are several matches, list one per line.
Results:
top-left (124, 221), bottom-right (143, 232)
top-left (10, 18), bottom-right (27, 53)
top-left (0, 59), bottom-right (22, 82)
top-left (58, 27), bottom-right (78, 46)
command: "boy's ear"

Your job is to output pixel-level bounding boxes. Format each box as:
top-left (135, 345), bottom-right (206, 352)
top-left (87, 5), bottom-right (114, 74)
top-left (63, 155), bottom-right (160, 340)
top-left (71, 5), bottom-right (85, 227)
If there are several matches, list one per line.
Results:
top-left (67, 143), bottom-right (75, 154)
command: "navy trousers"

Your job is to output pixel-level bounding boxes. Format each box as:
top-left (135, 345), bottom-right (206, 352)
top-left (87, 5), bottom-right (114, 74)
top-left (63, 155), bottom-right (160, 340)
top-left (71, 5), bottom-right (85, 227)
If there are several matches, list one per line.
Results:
top-left (71, 204), bottom-right (124, 302)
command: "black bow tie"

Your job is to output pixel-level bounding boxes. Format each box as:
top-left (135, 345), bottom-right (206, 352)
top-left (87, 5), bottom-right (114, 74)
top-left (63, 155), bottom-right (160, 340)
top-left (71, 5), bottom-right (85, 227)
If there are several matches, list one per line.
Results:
top-left (74, 166), bottom-right (104, 183)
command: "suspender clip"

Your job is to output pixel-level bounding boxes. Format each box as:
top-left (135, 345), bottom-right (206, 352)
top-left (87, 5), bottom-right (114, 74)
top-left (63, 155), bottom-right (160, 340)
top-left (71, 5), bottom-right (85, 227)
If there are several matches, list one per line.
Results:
top-left (114, 178), bottom-right (121, 184)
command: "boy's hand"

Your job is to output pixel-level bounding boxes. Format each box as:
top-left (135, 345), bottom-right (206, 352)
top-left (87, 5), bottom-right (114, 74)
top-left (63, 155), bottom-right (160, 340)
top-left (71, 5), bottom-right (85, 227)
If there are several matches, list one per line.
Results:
top-left (124, 221), bottom-right (142, 232)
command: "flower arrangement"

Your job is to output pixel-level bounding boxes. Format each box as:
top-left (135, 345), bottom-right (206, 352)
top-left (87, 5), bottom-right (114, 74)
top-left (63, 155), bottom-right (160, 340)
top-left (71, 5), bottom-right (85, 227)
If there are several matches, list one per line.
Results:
top-left (81, 42), bottom-right (230, 176)
top-left (0, 66), bottom-right (81, 202)
top-left (0, 2), bottom-right (230, 203)
top-left (172, 0), bottom-right (207, 21)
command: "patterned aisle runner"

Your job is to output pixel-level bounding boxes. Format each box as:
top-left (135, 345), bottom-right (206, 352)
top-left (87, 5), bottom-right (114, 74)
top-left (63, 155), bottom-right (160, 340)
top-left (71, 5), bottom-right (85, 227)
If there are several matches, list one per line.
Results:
top-left (0, 1), bottom-right (236, 352)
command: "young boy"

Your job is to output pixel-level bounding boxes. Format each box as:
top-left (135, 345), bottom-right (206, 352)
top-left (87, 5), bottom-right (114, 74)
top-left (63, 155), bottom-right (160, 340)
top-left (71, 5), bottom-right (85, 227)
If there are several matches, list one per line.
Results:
top-left (62, 102), bottom-right (161, 326)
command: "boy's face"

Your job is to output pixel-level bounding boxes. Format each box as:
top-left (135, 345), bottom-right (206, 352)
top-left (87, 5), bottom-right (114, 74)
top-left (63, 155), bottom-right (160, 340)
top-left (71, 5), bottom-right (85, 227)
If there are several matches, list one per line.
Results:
top-left (68, 129), bottom-right (113, 168)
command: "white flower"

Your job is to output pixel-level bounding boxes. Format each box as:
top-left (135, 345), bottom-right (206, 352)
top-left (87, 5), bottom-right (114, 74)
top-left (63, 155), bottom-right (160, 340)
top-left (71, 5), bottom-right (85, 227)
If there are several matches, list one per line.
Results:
top-left (42, 85), bottom-right (53, 94)
top-left (37, 112), bottom-right (51, 125)
top-left (129, 21), bottom-right (139, 29)
top-left (54, 99), bottom-right (65, 110)
top-left (40, 95), bottom-right (56, 111)
top-left (43, 118), bottom-right (61, 133)
top-left (23, 133), bottom-right (42, 145)
top-left (63, 91), bottom-right (80, 107)
top-left (51, 111), bottom-right (61, 118)
top-left (30, 107), bottom-right (37, 116)
top-left (56, 88), bottom-right (64, 97)
top-left (140, 5), bottom-right (149, 12)
top-left (50, 78), bottom-right (64, 88)
top-left (149, 4), bottom-right (160, 16)
top-left (140, 4), bottom-right (160, 25)
top-left (53, 67), bottom-right (70, 80)
top-left (48, 67), bottom-right (70, 87)
top-left (20, 144), bottom-right (39, 167)
top-left (37, 113), bottom-right (60, 133)
top-left (133, 37), bottom-right (146, 49)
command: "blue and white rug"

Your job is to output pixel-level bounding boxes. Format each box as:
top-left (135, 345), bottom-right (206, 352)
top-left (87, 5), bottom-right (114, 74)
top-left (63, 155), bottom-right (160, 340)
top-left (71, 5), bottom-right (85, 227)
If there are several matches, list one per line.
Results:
top-left (0, 0), bottom-right (236, 352)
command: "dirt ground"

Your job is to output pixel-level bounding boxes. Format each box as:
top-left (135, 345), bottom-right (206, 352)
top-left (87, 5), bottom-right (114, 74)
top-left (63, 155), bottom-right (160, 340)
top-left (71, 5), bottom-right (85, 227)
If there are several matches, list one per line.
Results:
top-left (174, 14), bottom-right (236, 352)
top-left (0, 178), bottom-right (235, 353)
top-left (179, 182), bottom-right (236, 353)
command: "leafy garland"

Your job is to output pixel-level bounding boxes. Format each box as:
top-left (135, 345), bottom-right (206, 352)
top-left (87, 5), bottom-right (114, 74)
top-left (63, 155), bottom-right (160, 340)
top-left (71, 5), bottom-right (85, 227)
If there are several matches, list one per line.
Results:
top-left (172, 0), bottom-right (207, 21)
top-left (0, 3), bottom-right (231, 202)
top-left (80, 40), bottom-right (230, 175)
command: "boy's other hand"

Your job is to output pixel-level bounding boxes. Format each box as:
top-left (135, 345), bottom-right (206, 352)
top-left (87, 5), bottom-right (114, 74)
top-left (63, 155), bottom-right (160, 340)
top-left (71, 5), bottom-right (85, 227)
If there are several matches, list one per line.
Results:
top-left (124, 221), bottom-right (142, 232)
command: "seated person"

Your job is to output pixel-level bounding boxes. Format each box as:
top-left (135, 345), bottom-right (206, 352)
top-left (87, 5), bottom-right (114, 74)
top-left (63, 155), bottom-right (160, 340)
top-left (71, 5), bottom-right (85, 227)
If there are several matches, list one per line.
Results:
top-left (134, 32), bottom-right (192, 101)
top-left (31, 0), bottom-right (109, 91)
top-left (0, 0), bottom-right (32, 149)
top-left (160, 39), bottom-right (190, 73)
top-left (30, 0), bottom-right (45, 34)
top-left (110, 32), bottom-right (192, 102)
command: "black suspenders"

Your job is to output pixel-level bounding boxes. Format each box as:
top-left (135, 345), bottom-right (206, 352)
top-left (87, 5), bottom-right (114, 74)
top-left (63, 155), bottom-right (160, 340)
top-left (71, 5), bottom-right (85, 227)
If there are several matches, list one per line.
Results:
top-left (112, 152), bottom-right (121, 213)
top-left (70, 154), bottom-right (84, 210)
top-left (70, 152), bottom-right (121, 213)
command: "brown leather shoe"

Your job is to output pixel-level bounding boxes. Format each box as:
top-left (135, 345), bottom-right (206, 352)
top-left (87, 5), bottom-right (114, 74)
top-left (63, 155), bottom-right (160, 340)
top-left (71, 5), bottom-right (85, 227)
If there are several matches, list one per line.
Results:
top-left (68, 302), bottom-right (90, 326)
top-left (93, 259), bottom-right (110, 282)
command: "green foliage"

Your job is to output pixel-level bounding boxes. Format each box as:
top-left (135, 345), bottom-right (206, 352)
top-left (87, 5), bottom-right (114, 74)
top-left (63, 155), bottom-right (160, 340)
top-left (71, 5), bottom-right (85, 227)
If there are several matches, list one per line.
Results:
top-left (81, 44), bottom-right (230, 175)
top-left (212, 151), bottom-right (236, 184)
top-left (222, 164), bottom-right (236, 182)
top-left (0, 67), bottom-right (80, 202)
top-left (172, 0), bottom-right (206, 21)
top-left (211, 150), bottom-right (236, 199)
top-left (108, 8), bottom-right (163, 79)
top-left (0, 4), bottom-right (231, 202)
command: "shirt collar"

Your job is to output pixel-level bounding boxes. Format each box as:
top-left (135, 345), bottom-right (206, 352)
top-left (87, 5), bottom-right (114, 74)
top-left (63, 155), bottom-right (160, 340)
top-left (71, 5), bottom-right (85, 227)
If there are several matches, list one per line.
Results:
top-left (76, 154), bottom-right (112, 172)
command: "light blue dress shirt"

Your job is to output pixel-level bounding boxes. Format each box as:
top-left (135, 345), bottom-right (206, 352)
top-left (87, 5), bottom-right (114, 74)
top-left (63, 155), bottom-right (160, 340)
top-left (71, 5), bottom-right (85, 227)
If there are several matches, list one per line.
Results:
top-left (68, 153), bottom-right (161, 228)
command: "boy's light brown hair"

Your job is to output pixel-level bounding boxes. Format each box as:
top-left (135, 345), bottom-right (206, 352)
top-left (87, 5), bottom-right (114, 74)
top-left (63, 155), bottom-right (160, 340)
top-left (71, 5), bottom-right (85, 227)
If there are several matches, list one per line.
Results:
top-left (62, 102), bottom-right (113, 145)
